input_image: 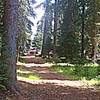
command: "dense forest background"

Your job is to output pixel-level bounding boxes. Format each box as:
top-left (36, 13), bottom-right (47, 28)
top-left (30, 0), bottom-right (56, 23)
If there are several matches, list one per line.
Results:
top-left (0, 0), bottom-right (100, 94)
top-left (35, 0), bottom-right (100, 64)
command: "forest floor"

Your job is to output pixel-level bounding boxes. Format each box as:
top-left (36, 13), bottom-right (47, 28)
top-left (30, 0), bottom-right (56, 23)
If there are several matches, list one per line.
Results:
top-left (1, 56), bottom-right (100, 100)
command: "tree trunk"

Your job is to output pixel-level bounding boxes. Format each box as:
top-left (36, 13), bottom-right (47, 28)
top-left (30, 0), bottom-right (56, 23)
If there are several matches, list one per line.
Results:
top-left (81, 0), bottom-right (85, 58)
top-left (91, 1), bottom-right (97, 63)
top-left (1, 0), bottom-right (19, 89)
top-left (41, 0), bottom-right (49, 57)
top-left (53, 0), bottom-right (58, 55)
top-left (91, 31), bottom-right (97, 63)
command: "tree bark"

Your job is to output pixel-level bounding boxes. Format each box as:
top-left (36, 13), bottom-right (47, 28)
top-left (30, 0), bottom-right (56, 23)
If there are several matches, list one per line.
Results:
top-left (81, 0), bottom-right (85, 58)
top-left (53, 0), bottom-right (58, 55)
top-left (1, 0), bottom-right (19, 89)
top-left (91, 31), bottom-right (97, 63)
top-left (41, 0), bottom-right (49, 57)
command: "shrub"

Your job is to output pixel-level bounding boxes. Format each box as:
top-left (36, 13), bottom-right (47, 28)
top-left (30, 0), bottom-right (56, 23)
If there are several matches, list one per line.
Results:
top-left (0, 75), bottom-right (7, 91)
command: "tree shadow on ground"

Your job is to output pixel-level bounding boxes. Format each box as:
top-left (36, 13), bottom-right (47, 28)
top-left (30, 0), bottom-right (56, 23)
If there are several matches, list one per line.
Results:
top-left (19, 81), bottom-right (100, 100)
top-left (17, 65), bottom-right (71, 80)
top-left (17, 62), bottom-right (100, 100)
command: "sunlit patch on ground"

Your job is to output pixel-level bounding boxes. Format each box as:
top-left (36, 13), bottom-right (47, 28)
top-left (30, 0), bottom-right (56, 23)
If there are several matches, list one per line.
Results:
top-left (15, 56), bottom-right (100, 100)
top-left (17, 63), bottom-right (88, 88)
top-left (18, 79), bottom-right (88, 88)
top-left (17, 69), bottom-right (41, 80)
top-left (17, 61), bottom-right (53, 67)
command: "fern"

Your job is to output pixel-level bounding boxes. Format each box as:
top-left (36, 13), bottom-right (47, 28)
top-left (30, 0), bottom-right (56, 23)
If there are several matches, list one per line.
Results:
top-left (0, 75), bottom-right (7, 91)
top-left (0, 84), bottom-right (6, 91)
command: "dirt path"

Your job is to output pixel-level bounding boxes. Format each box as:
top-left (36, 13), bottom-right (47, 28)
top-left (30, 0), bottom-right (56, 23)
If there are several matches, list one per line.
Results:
top-left (16, 57), bottom-right (100, 100)
top-left (18, 65), bottom-right (87, 87)
top-left (19, 81), bottom-right (100, 100)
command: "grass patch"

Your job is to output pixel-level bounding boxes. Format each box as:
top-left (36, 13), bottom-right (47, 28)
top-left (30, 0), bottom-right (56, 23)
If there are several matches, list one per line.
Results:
top-left (52, 65), bottom-right (80, 80)
top-left (52, 64), bottom-right (100, 85)
top-left (17, 66), bottom-right (41, 80)
top-left (86, 79), bottom-right (100, 86)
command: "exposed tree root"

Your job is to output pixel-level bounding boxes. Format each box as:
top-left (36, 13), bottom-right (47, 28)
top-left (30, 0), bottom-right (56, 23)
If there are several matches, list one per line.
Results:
top-left (6, 83), bottom-right (26, 100)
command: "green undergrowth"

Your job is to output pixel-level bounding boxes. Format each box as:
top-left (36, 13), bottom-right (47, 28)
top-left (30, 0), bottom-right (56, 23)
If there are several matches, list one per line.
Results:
top-left (0, 75), bottom-right (7, 91)
top-left (52, 64), bottom-right (100, 86)
top-left (17, 66), bottom-right (41, 80)
top-left (0, 61), bottom-right (7, 91)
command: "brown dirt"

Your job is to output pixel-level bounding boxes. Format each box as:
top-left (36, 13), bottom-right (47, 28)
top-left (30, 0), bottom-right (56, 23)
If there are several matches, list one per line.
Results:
top-left (19, 56), bottom-right (45, 63)
top-left (0, 92), bottom-right (6, 100)
top-left (1, 57), bottom-right (100, 100)
top-left (19, 81), bottom-right (100, 100)
top-left (17, 60), bottom-right (100, 100)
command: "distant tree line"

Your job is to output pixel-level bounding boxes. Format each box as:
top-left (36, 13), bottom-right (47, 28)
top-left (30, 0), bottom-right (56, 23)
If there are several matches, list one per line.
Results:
top-left (35, 0), bottom-right (100, 63)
